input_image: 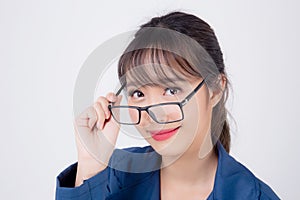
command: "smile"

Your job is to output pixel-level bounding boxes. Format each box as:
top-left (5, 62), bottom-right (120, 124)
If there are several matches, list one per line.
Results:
top-left (149, 126), bottom-right (181, 141)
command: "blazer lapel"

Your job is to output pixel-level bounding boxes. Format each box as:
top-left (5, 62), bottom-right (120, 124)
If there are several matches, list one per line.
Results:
top-left (107, 170), bottom-right (160, 200)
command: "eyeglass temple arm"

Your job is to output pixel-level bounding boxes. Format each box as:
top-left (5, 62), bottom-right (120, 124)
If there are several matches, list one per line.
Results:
top-left (109, 84), bottom-right (125, 107)
top-left (116, 84), bottom-right (125, 96)
top-left (181, 78), bottom-right (206, 106)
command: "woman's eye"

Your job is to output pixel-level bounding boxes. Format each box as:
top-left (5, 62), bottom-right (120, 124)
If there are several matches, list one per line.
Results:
top-left (130, 90), bottom-right (144, 98)
top-left (165, 88), bottom-right (180, 96)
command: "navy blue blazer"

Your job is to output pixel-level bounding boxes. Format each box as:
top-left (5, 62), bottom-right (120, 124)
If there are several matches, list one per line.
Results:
top-left (56, 142), bottom-right (280, 199)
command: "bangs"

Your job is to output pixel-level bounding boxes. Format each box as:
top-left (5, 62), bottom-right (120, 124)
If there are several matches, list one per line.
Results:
top-left (118, 47), bottom-right (202, 88)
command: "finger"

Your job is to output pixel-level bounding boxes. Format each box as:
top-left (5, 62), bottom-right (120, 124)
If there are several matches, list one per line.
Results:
top-left (89, 117), bottom-right (97, 131)
top-left (76, 118), bottom-right (89, 127)
top-left (87, 107), bottom-right (98, 130)
top-left (106, 92), bottom-right (117, 103)
top-left (77, 106), bottom-right (97, 130)
top-left (96, 96), bottom-right (111, 119)
top-left (93, 102), bottom-right (106, 130)
top-left (111, 95), bottom-right (123, 121)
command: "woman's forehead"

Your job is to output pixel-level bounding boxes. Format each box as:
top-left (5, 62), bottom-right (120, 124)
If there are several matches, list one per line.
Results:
top-left (124, 64), bottom-right (189, 87)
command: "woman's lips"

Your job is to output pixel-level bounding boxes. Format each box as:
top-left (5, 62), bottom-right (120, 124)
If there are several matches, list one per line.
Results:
top-left (149, 126), bottom-right (181, 141)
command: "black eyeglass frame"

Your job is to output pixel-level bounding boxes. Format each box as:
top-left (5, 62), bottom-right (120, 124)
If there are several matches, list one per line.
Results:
top-left (108, 77), bottom-right (206, 125)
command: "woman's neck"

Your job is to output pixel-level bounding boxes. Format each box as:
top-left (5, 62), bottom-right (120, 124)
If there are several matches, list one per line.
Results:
top-left (160, 145), bottom-right (218, 187)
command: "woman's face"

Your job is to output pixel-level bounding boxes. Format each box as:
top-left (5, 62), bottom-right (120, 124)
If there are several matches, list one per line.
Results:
top-left (125, 75), bottom-right (214, 159)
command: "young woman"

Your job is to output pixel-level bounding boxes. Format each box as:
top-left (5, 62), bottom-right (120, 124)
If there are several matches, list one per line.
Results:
top-left (56, 11), bottom-right (280, 200)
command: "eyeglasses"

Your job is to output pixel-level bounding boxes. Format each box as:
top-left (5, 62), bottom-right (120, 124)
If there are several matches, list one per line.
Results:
top-left (108, 78), bottom-right (206, 125)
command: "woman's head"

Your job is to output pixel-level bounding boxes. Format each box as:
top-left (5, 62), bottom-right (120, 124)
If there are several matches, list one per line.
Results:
top-left (117, 11), bottom-right (231, 155)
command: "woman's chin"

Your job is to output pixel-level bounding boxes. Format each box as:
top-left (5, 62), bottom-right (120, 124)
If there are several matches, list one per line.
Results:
top-left (148, 137), bottom-right (192, 158)
top-left (141, 126), bottom-right (198, 157)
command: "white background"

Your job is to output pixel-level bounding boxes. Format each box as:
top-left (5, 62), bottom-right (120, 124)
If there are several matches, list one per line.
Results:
top-left (1, 0), bottom-right (299, 199)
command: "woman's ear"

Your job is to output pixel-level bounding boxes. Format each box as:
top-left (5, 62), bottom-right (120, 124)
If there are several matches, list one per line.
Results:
top-left (209, 74), bottom-right (226, 108)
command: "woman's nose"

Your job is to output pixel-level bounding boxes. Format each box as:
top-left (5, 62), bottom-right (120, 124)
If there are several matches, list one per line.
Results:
top-left (139, 107), bottom-right (170, 127)
top-left (137, 91), bottom-right (169, 126)
top-left (139, 109), bottom-right (154, 127)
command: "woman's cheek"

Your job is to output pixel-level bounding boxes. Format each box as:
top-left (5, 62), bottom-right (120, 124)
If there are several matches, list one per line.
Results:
top-left (182, 96), bottom-right (210, 137)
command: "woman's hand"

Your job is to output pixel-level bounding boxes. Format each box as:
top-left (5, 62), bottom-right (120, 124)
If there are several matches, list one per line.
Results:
top-left (73, 92), bottom-right (122, 186)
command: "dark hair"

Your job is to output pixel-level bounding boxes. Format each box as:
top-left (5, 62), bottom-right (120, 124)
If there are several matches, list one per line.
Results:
top-left (118, 11), bottom-right (232, 153)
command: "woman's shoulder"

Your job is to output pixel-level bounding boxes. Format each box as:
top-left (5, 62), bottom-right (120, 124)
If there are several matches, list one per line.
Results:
top-left (215, 142), bottom-right (280, 200)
